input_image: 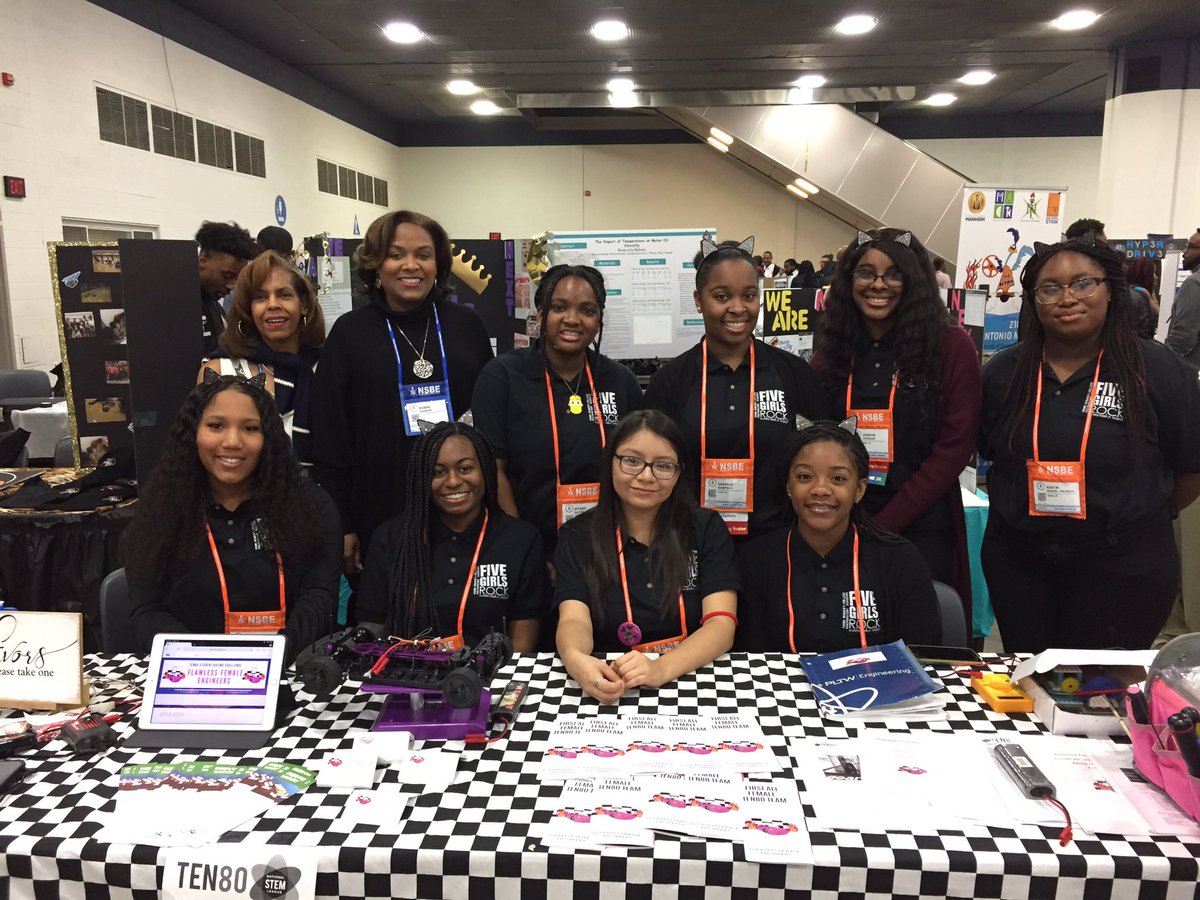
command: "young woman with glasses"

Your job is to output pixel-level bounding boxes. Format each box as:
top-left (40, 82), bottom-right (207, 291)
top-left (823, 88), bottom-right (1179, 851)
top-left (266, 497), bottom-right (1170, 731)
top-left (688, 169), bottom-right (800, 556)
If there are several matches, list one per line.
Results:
top-left (554, 410), bottom-right (740, 703)
top-left (980, 234), bottom-right (1200, 652)
top-left (814, 228), bottom-right (980, 629)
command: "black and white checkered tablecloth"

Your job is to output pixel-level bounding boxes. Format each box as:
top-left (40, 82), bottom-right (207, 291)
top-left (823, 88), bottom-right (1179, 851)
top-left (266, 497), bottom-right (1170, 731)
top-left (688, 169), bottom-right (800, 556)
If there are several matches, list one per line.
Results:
top-left (1, 653), bottom-right (1198, 899)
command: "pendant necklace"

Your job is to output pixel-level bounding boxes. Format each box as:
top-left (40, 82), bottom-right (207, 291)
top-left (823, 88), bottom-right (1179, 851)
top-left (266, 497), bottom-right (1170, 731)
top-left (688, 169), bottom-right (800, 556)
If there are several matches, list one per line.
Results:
top-left (553, 366), bottom-right (586, 415)
top-left (396, 317), bottom-right (433, 379)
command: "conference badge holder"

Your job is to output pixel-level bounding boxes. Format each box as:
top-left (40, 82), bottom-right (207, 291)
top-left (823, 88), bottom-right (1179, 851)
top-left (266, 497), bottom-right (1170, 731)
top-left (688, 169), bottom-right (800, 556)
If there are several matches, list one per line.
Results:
top-left (701, 458), bottom-right (752, 536)
top-left (401, 381), bottom-right (452, 437)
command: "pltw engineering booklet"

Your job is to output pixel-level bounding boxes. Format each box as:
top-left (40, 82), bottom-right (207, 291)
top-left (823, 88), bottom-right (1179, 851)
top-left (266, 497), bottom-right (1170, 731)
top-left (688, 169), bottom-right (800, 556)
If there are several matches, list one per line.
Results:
top-left (799, 640), bottom-right (948, 721)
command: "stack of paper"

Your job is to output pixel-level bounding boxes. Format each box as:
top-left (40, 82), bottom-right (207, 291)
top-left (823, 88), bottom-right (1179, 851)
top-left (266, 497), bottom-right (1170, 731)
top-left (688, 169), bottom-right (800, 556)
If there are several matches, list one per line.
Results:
top-left (799, 640), bottom-right (948, 722)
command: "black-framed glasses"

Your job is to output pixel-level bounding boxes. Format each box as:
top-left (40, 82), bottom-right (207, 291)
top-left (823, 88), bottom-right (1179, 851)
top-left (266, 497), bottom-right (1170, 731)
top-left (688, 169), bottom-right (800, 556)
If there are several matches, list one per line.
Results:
top-left (616, 455), bottom-right (681, 479)
top-left (852, 267), bottom-right (903, 286)
top-left (1033, 276), bottom-right (1108, 304)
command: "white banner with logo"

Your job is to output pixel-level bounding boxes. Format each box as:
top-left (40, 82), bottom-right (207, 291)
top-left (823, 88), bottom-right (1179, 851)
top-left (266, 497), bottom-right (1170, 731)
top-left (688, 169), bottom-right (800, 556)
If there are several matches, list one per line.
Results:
top-left (163, 846), bottom-right (316, 900)
top-left (954, 187), bottom-right (1067, 352)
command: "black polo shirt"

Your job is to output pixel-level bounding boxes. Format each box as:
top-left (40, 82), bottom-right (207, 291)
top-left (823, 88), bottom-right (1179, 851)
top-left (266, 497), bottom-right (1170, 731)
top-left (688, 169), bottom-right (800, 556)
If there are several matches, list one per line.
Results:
top-left (470, 347), bottom-right (643, 552)
top-left (735, 526), bottom-right (941, 653)
top-left (553, 507), bottom-right (741, 653)
top-left (643, 339), bottom-right (828, 542)
top-left (128, 481), bottom-right (342, 654)
top-left (980, 340), bottom-right (1200, 538)
top-left (355, 509), bottom-right (548, 643)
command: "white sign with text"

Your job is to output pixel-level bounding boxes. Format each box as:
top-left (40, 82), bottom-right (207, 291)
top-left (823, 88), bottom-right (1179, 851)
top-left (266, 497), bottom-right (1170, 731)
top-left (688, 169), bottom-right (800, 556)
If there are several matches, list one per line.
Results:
top-left (0, 611), bottom-right (85, 708)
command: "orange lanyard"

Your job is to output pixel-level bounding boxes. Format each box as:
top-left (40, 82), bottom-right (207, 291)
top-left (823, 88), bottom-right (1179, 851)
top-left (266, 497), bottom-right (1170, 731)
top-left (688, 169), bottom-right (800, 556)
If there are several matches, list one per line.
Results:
top-left (700, 339), bottom-right (756, 463)
top-left (785, 527), bottom-right (865, 652)
top-left (543, 358), bottom-right (606, 483)
top-left (845, 369), bottom-right (898, 416)
top-left (615, 525), bottom-right (687, 638)
top-left (1033, 352), bottom-right (1103, 463)
top-left (449, 509), bottom-right (489, 640)
top-left (204, 522), bottom-right (285, 620)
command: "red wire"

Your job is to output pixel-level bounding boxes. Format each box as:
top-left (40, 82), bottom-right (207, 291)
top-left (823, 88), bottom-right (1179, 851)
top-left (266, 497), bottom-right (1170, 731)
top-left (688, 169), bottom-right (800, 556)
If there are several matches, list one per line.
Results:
top-left (1044, 795), bottom-right (1073, 845)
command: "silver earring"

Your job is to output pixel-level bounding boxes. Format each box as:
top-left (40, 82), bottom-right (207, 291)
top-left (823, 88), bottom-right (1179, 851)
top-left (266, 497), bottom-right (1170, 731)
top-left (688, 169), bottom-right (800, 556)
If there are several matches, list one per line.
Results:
top-left (237, 320), bottom-right (248, 336)
top-left (301, 314), bottom-right (307, 325)
top-left (375, 276), bottom-right (382, 288)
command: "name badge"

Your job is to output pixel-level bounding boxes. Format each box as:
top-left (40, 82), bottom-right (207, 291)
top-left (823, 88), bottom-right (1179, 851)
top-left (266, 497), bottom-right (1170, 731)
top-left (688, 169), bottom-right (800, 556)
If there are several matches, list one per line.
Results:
top-left (1026, 460), bottom-right (1086, 519)
top-left (701, 457), bottom-right (754, 536)
top-left (401, 380), bottom-right (453, 437)
top-left (557, 482), bottom-right (600, 526)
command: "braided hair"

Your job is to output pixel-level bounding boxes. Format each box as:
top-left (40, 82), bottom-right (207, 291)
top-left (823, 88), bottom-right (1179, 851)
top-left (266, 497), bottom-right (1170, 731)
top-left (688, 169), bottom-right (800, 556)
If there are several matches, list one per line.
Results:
top-left (126, 376), bottom-right (319, 591)
top-left (534, 264), bottom-right (607, 356)
top-left (816, 228), bottom-right (948, 392)
top-left (385, 422), bottom-right (501, 636)
top-left (778, 420), bottom-right (902, 544)
top-left (995, 233), bottom-right (1148, 457)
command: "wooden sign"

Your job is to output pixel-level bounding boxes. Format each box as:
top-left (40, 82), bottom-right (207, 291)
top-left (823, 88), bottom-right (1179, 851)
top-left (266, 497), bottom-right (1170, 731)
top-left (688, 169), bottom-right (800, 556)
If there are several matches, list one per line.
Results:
top-left (0, 611), bottom-right (87, 710)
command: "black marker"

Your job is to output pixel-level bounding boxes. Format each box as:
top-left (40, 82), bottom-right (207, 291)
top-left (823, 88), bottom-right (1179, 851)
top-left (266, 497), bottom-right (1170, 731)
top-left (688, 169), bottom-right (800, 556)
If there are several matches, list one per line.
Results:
top-left (1126, 685), bottom-right (1150, 725)
top-left (1168, 712), bottom-right (1200, 778)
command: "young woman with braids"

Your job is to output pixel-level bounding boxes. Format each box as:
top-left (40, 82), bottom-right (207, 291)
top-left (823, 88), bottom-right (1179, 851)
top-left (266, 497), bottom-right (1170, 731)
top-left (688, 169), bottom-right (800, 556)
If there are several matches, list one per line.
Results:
top-left (644, 237), bottom-right (827, 544)
top-left (814, 227), bottom-right (980, 623)
top-left (353, 422), bottom-right (547, 651)
top-left (980, 234), bottom-right (1200, 652)
top-left (470, 265), bottom-right (642, 561)
top-left (555, 410), bottom-right (740, 704)
top-left (126, 375), bottom-right (342, 659)
top-left (736, 419), bottom-right (941, 652)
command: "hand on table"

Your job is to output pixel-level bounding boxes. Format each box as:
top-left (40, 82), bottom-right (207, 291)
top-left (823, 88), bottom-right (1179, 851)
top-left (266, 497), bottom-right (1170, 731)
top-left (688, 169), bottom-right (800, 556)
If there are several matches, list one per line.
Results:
top-left (612, 650), bottom-right (667, 690)
top-left (565, 654), bottom-right (625, 704)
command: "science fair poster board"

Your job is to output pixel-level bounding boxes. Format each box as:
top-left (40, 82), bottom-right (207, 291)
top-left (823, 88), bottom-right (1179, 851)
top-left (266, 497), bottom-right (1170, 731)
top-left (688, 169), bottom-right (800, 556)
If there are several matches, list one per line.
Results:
top-left (954, 187), bottom-right (1067, 353)
top-left (549, 229), bottom-right (715, 359)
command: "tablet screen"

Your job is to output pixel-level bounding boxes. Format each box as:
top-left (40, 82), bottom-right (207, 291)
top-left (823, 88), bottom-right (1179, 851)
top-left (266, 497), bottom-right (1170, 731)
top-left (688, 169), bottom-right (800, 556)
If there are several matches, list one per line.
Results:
top-left (141, 635), bottom-right (284, 731)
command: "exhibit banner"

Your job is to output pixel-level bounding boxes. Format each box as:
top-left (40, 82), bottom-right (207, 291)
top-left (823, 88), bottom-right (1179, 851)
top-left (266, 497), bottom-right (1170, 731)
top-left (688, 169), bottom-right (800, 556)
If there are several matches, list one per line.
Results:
top-left (550, 228), bottom-right (715, 359)
top-left (943, 288), bottom-right (987, 360)
top-left (954, 187), bottom-right (1067, 353)
top-left (762, 288), bottom-right (823, 361)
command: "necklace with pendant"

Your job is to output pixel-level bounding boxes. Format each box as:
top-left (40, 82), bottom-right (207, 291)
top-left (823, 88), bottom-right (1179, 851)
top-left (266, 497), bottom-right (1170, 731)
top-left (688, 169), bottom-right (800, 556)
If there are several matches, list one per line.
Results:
top-left (554, 366), bottom-right (586, 414)
top-left (396, 317), bottom-right (433, 379)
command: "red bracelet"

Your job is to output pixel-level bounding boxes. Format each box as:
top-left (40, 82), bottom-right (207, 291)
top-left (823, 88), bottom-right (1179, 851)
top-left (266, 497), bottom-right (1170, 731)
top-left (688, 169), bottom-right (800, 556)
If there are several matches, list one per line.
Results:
top-left (700, 610), bottom-right (738, 626)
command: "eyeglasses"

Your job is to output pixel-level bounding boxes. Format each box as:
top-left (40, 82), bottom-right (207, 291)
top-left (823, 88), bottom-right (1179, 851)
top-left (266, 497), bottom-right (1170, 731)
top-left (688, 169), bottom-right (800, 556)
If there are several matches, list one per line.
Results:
top-left (852, 267), bottom-right (903, 286)
top-left (616, 455), bottom-right (681, 479)
top-left (1033, 276), bottom-right (1108, 304)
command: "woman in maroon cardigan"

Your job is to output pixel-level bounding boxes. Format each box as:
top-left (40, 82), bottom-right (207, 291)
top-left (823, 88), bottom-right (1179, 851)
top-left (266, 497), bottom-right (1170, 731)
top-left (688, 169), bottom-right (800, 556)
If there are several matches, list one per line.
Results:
top-left (813, 228), bottom-right (981, 626)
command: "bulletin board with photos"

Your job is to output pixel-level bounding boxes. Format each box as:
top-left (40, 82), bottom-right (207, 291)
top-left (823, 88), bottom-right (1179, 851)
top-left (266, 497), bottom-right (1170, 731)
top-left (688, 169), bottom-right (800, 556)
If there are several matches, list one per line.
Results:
top-left (49, 242), bottom-right (131, 468)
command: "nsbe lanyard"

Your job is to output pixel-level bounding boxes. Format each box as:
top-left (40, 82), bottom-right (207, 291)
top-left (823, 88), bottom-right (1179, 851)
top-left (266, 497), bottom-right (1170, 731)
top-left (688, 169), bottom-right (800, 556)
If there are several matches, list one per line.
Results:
top-left (435, 509), bottom-right (490, 649)
top-left (1027, 352), bottom-right (1104, 519)
top-left (699, 339), bottom-right (756, 534)
top-left (785, 527), bottom-right (866, 652)
top-left (386, 305), bottom-right (453, 435)
top-left (544, 359), bottom-right (606, 525)
top-left (615, 525), bottom-right (687, 653)
top-left (204, 522), bottom-right (286, 633)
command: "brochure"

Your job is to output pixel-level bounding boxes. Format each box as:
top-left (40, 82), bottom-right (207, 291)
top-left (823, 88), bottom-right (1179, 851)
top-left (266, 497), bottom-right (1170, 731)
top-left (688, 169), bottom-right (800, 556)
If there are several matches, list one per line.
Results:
top-left (799, 640), bottom-right (947, 721)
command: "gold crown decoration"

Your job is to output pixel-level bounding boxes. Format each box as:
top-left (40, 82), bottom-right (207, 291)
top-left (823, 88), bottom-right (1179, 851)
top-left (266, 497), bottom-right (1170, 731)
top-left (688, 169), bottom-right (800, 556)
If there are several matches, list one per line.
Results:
top-left (450, 245), bottom-right (493, 295)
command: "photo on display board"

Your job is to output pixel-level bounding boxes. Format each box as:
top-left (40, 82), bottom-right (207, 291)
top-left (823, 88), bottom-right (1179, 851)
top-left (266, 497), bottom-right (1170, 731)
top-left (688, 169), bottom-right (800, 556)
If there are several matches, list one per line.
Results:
top-left (80, 435), bottom-right (109, 466)
top-left (98, 308), bottom-right (127, 344)
top-left (84, 397), bottom-right (128, 424)
top-left (81, 282), bottom-right (113, 304)
top-left (63, 311), bottom-right (96, 339)
top-left (91, 249), bottom-right (121, 273)
top-left (105, 359), bottom-right (130, 384)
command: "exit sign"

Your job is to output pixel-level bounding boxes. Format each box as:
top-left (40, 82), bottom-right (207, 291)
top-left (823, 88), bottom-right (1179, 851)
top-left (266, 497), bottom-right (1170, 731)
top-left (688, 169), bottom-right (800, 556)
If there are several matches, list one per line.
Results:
top-left (3, 176), bottom-right (26, 199)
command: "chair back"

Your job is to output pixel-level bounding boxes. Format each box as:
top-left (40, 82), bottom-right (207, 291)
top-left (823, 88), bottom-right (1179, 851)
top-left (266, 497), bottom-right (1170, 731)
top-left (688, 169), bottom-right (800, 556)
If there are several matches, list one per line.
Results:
top-left (99, 568), bottom-right (139, 654)
top-left (932, 580), bottom-right (969, 646)
top-left (53, 436), bottom-right (74, 467)
top-left (0, 369), bottom-right (52, 401)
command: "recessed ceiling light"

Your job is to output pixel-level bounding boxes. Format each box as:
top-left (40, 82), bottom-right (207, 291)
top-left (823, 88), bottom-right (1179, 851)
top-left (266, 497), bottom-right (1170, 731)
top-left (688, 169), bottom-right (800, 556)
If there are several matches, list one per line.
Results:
top-left (382, 21), bottom-right (423, 44)
top-left (835, 14), bottom-right (877, 35)
top-left (794, 177), bottom-right (820, 195)
top-left (470, 99), bottom-right (500, 115)
top-left (607, 77), bottom-right (635, 93)
top-left (609, 91), bottom-right (638, 108)
top-left (796, 74), bottom-right (827, 88)
top-left (709, 126), bottom-right (733, 146)
top-left (959, 70), bottom-right (995, 86)
top-left (591, 19), bottom-right (629, 41)
top-left (786, 184), bottom-right (809, 199)
top-left (1053, 9), bottom-right (1100, 30)
top-left (706, 136), bottom-right (730, 153)
top-left (924, 92), bottom-right (957, 106)
top-left (446, 80), bottom-right (479, 95)
top-left (787, 87), bottom-right (815, 105)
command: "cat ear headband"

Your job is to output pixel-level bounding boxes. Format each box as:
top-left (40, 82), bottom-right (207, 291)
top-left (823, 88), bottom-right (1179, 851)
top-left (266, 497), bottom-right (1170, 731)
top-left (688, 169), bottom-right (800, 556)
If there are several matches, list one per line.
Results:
top-left (416, 409), bottom-right (475, 436)
top-left (857, 230), bottom-right (912, 248)
top-left (700, 232), bottom-right (756, 260)
top-left (202, 367), bottom-right (268, 390)
top-left (795, 414), bottom-right (859, 434)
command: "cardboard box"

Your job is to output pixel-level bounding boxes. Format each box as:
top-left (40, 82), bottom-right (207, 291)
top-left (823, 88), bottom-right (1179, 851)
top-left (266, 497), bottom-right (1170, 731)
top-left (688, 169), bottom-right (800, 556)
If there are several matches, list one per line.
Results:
top-left (1011, 649), bottom-right (1158, 736)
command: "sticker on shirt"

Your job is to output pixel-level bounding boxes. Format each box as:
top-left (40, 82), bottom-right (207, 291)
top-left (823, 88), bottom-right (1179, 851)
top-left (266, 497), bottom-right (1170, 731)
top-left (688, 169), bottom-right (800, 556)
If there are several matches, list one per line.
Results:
top-left (754, 389), bottom-right (789, 423)
top-left (841, 590), bottom-right (880, 634)
top-left (471, 563), bottom-right (509, 600)
top-left (1084, 382), bottom-right (1124, 422)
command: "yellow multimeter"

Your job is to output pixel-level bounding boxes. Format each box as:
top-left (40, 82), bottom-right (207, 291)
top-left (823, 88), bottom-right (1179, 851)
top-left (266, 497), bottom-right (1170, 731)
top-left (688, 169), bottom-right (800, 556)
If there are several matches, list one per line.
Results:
top-left (972, 673), bottom-right (1035, 713)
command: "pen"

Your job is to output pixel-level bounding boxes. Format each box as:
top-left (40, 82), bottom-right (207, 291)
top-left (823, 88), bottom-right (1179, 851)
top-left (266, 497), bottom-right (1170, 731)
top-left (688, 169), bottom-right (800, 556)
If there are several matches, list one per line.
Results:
top-left (1126, 685), bottom-right (1150, 726)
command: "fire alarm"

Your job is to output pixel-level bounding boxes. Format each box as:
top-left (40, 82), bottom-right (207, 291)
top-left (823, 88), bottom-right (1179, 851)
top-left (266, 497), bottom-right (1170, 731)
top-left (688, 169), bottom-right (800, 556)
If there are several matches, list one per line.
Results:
top-left (1, 73), bottom-right (13, 87)
top-left (3, 176), bottom-right (27, 199)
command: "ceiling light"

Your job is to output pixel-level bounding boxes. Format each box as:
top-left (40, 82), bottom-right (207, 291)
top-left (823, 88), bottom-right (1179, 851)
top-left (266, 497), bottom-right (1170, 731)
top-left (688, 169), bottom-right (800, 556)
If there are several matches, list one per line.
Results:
top-left (796, 74), bottom-right (827, 88)
top-left (794, 177), bottom-right (819, 195)
top-left (1053, 9), bottom-right (1100, 30)
top-left (786, 184), bottom-right (809, 199)
top-left (382, 21), bottom-right (423, 43)
top-left (835, 14), bottom-right (877, 35)
top-left (709, 126), bottom-right (733, 146)
top-left (607, 77), bottom-right (635, 93)
top-left (608, 91), bottom-right (638, 108)
top-left (787, 87), bottom-right (815, 105)
top-left (470, 99), bottom-right (500, 115)
top-left (446, 79), bottom-right (479, 95)
top-left (706, 136), bottom-right (730, 153)
top-left (591, 19), bottom-right (629, 41)
top-left (959, 70), bottom-right (995, 86)
top-left (924, 92), bottom-right (957, 106)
